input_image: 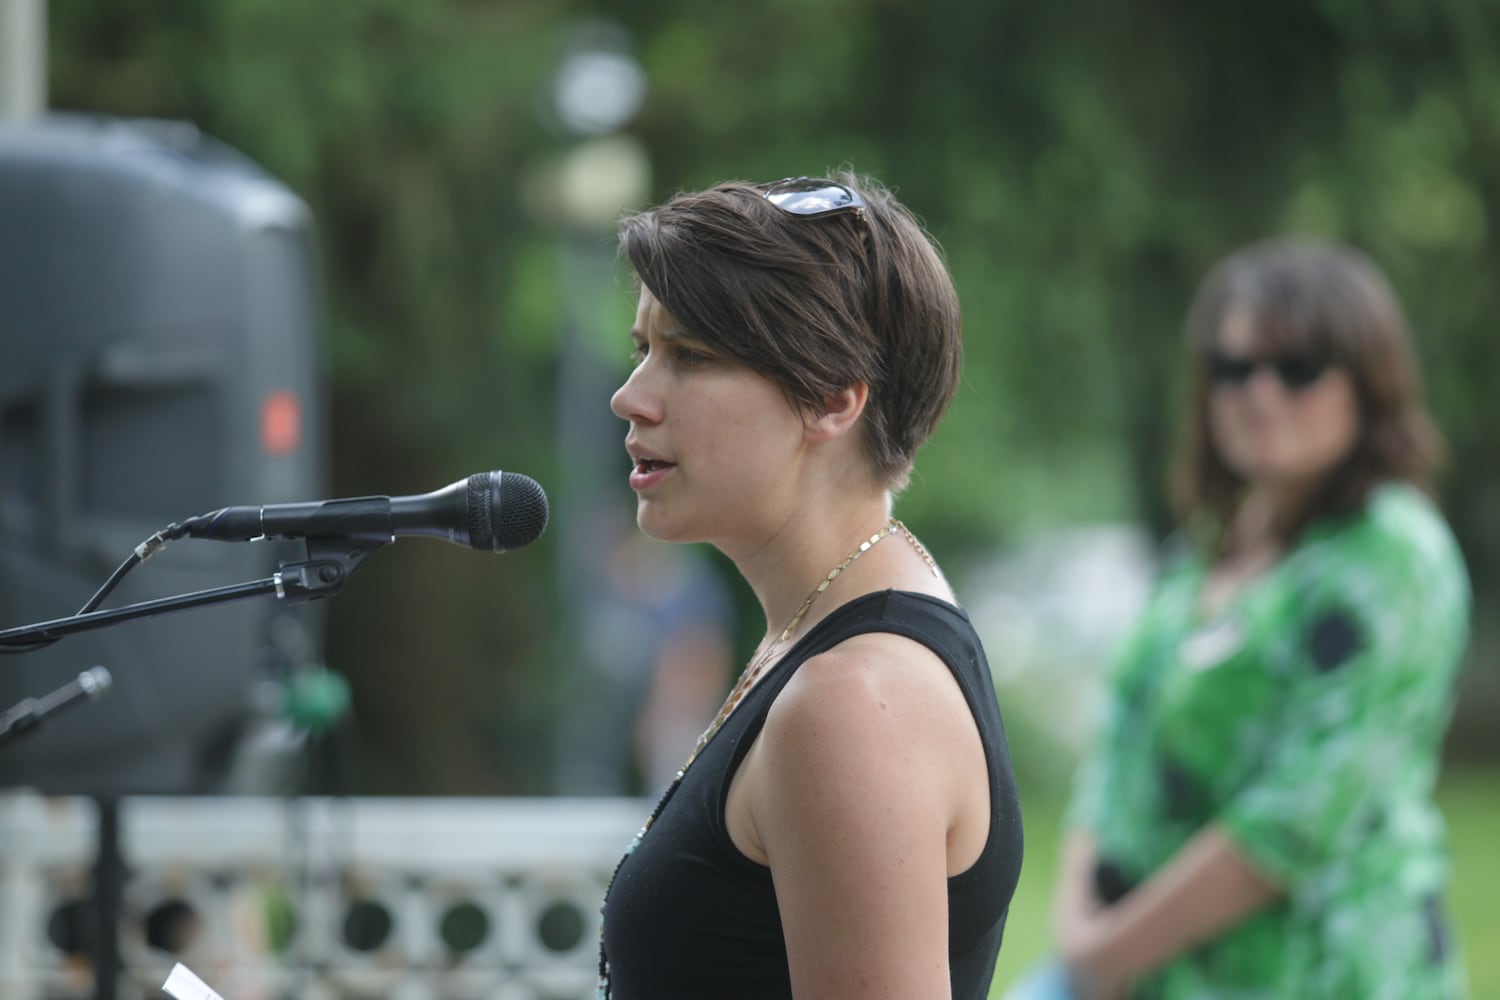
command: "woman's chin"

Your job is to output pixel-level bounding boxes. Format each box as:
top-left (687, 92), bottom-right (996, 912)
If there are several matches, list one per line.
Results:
top-left (634, 505), bottom-right (694, 544)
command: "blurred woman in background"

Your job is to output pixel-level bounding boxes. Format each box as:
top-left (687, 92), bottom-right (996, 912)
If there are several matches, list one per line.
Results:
top-left (1034, 238), bottom-right (1471, 999)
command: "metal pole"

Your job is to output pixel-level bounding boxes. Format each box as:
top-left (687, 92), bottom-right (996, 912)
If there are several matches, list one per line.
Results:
top-left (91, 795), bottom-right (120, 1000)
top-left (0, 0), bottom-right (47, 121)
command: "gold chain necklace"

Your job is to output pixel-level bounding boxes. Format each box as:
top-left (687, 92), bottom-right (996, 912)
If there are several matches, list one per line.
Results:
top-left (678, 517), bottom-right (938, 772)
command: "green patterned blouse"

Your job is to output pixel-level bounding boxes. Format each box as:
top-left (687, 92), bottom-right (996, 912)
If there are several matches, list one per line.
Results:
top-left (1067, 483), bottom-right (1471, 999)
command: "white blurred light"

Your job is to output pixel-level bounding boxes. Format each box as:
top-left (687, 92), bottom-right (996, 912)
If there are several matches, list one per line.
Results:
top-left (555, 134), bottom-right (652, 229)
top-left (554, 49), bottom-right (646, 137)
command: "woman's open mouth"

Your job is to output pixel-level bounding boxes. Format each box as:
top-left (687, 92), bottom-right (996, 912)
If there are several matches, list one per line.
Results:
top-left (629, 456), bottom-right (677, 491)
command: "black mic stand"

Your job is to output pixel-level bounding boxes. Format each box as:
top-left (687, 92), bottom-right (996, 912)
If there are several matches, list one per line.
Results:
top-left (0, 534), bottom-right (383, 1000)
top-left (0, 536), bottom-right (384, 648)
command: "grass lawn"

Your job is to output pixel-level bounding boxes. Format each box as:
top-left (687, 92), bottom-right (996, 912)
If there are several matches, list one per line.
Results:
top-left (990, 765), bottom-right (1500, 998)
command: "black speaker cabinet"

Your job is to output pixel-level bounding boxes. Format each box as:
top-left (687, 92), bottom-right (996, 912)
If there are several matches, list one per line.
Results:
top-left (0, 114), bottom-right (328, 795)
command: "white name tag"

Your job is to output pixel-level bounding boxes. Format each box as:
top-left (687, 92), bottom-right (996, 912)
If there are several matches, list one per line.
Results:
top-left (1180, 617), bottom-right (1245, 671)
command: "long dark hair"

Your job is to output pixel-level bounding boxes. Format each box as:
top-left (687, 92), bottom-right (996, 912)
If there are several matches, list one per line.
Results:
top-left (1171, 238), bottom-right (1446, 549)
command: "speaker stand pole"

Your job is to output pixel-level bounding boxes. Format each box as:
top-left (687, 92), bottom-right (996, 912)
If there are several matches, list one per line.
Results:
top-left (92, 794), bottom-right (121, 1000)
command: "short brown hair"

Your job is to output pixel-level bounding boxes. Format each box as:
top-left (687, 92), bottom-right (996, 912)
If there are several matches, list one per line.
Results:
top-left (1172, 238), bottom-right (1446, 546)
top-left (619, 169), bottom-right (962, 492)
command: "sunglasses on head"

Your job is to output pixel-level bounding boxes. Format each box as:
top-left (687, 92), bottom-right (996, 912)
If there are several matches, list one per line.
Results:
top-left (1208, 352), bottom-right (1330, 391)
top-left (758, 176), bottom-right (867, 220)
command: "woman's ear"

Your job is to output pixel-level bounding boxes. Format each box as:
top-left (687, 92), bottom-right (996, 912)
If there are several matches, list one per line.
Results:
top-left (804, 382), bottom-right (869, 442)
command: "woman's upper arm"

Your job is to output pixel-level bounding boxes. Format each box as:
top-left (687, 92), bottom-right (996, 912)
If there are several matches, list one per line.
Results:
top-left (752, 638), bottom-right (967, 999)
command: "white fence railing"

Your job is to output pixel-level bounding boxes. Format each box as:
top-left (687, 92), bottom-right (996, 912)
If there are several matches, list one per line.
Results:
top-left (0, 792), bottom-right (648, 1000)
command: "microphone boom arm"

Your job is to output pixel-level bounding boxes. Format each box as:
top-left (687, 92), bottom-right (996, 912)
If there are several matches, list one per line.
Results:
top-left (0, 535), bottom-right (385, 649)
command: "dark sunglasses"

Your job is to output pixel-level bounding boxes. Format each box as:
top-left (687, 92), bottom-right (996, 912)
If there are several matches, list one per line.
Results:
top-left (1208, 352), bottom-right (1330, 391)
top-left (758, 176), bottom-right (867, 220)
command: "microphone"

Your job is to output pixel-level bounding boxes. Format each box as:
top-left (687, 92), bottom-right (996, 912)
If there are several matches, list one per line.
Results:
top-left (183, 471), bottom-right (549, 552)
top-left (0, 666), bottom-right (113, 745)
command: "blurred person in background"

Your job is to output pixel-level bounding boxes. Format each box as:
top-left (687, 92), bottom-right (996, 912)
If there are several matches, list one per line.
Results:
top-left (570, 506), bottom-right (738, 796)
top-left (597, 171), bottom-right (1024, 999)
top-left (1011, 238), bottom-right (1471, 999)
top-left (610, 527), bottom-right (736, 797)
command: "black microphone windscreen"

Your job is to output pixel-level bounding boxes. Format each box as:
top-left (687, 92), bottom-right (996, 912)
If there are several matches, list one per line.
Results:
top-left (472, 471), bottom-right (549, 551)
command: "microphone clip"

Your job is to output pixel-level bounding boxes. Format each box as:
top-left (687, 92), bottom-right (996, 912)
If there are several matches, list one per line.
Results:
top-left (272, 535), bottom-right (388, 605)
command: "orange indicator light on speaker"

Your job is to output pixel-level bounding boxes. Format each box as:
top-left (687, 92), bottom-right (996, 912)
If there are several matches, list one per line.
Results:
top-left (260, 391), bottom-right (301, 456)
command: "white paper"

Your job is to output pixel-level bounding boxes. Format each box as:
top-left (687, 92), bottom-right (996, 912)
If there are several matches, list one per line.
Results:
top-left (162, 962), bottom-right (227, 1000)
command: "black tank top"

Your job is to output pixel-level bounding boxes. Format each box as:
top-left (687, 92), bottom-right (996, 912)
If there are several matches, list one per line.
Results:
top-left (599, 589), bottom-right (1024, 999)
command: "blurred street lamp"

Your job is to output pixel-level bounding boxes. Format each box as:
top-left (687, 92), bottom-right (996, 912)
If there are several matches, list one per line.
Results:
top-left (542, 21), bottom-right (654, 795)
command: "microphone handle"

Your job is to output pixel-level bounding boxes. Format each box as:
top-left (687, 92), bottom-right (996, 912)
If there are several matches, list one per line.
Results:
top-left (197, 497), bottom-right (395, 542)
top-left (264, 496), bottom-right (395, 541)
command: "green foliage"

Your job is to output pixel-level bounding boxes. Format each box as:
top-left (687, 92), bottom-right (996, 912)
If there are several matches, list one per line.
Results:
top-left (45, 0), bottom-right (1500, 791)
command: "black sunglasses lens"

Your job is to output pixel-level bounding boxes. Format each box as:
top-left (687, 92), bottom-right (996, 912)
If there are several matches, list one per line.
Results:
top-left (1209, 356), bottom-right (1255, 385)
top-left (1275, 358), bottom-right (1327, 389)
top-left (1210, 353), bottom-right (1328, 390)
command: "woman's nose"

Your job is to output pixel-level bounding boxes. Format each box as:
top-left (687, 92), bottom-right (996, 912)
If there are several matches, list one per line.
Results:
top-left (610, 364), bottom-right (658, 424)
top-left (1245, 365), bottom-right (1289, 402)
